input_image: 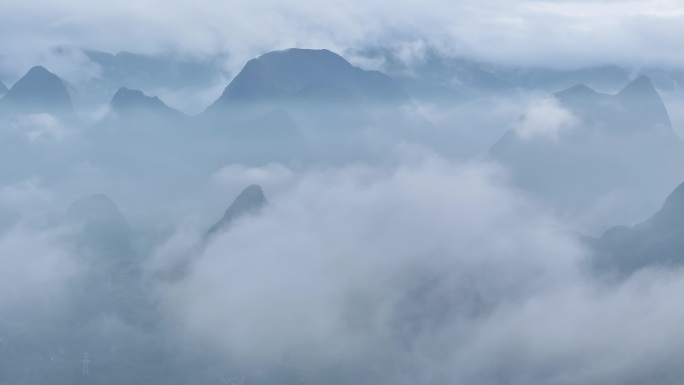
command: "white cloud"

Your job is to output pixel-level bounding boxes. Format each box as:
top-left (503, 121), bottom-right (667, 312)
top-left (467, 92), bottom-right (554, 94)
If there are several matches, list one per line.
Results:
top-left (0, 224), bottom-right (79, 310)
top-left (159, 152), bottom-right (584, 378)
top-left (19, 114), bottom-right (72, 142)
top-left (1, 0), bottom-right (684, 82)
top-left (154, 150), bottom-right (684, 383)
top-left (513, 97), bottom-right (580, 141)
top-left (0, 178), bottom-right (52, 209)
top-left (211, 163), bottom-right (296, 192)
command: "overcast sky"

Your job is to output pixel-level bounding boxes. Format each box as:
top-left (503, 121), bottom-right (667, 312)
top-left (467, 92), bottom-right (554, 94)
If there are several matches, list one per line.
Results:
top-left (1, 0), bottom-right (684, 78)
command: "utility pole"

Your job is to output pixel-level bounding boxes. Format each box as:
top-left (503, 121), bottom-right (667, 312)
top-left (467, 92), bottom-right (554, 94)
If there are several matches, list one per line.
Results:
top-left (82, 353), bottom-right (91, 376)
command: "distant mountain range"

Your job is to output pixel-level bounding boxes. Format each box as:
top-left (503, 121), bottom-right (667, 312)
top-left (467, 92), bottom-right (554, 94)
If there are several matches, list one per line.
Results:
top-left (82, 48), bottom-right (227, 91)
top-left (84, 48), bottom-right (419, 169)
top-left (489, 76), bottom-right (684, 220)
top-left (0, 80), bottom-right (7, 95)
top-left (554, 75), bottom-right (671, 133)
top-left (3, 48), bottom-right (683, 196)
top-left (360, 47), bottom-right (684, 101)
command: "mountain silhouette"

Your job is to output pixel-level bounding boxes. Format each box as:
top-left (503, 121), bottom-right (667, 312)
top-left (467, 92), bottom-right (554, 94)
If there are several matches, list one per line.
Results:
top-left (0, 80), bottom-right (7, 94)
top-left (489, 76), bottom-right (684, 219)
top-left (206, 184), bottom-right (268, 238)
top-left (205, 48), bottom-right (409, 113)
top-left (110, 87), bottom-right (185, 119)
top-left (200, 48), bottom-right (424, 164)
top-left (0, 66), bottom-right (72, 115)
top-left (552, 75), bottom-right (671, 133)
top-left (593, 180), bottom-right (684, 274)
top-left (84, 87), bottom-right (193, 179)
top-left (63, 194), bottom-right (134, 259)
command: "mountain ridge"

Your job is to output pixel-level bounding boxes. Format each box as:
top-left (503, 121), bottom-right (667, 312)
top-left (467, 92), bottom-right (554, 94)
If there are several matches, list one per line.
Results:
top-left (109, 87), bottom-right (185, 119)
top-left (205, 48), bottom-right (410, 114)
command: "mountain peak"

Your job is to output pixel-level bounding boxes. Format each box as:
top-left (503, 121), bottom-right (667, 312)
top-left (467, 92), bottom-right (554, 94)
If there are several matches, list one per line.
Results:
top-left (206, 184), bottom-right (267, 237)
top-left (66, 194), bottom-right (127, 224)
top-left (615, 74), bottom-right (671, 129)
top-left (110, 87), bottom-right (183, 118)
top-left (0, 65), bottom-right (72, 115)
top-left (235, 184), bottom-right (266, 203)
top-left (618, 75), bottom-right (657, 97)
top-left (206, 47), bottom-right (408, 113)
top-left (553, 83), bottom-right (600, 100)
top-left (663, 181), bottom-right (684, 209)
top-left (257, 48), bottom-right (352, 70)
top-left (111, 87), bottom-right (159, 108)
top-left (112, 87), bottom-right (147, 102)
top-left (25, 65), bottom-right (52, 77)
top-left (651, 181), bottom-right (684, 228)
top-left (64, 194), bottom-right (133, 259)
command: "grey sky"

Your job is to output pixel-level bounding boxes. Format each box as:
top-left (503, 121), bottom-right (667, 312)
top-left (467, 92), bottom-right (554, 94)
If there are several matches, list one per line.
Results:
top-left (1, 0), bottom-right (683, 80)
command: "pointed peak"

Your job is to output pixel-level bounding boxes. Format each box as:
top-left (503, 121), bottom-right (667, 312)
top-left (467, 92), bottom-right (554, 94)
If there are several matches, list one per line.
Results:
top-left (235, 184), bottom-right (266, 203)
top-left (111, 87), bottom-right (154, 105)
top-left (554, 83), bottom-right (599, 98)
top-left (63, 194), bottom-right (133, 257)
top-left (618, 75), bottom-right (657, 97)
top-left (25, 65), bottom-right (53, 77)
top-left (0, 65), bottom-right (72, 114)
top-left (661, 180), bottom-right (684, 213)
top-left (113, 86), bottom-right (144, 98)
top-left (17, 66), bottom-right (66, 87)
top-left (638, 180), bottom-right (684, 231)
top-left (67, 194), bottom-right (121, 217)
top-left (109, 87), bottom-right (182, 117)
top-left (206, 184), bottom-right (268, 237)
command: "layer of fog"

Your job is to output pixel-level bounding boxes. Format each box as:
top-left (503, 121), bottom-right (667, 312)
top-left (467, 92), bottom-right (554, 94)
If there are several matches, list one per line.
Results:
top-left (146, 151), bottom-right (684, 385)
top-left (1, 88), bottom-right (679, 236)
top-left (1, 124), bottom-right (684, 383)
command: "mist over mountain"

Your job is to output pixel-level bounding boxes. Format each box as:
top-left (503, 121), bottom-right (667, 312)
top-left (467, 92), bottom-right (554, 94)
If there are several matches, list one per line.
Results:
top-left (0, 80), bottom-right (7, 95)
top-left (2, 9), bottom-right (684, 381)
top-left (553, 75), bottom-right (672, 132)
top-left (109, 87), bottom-right (186, 120)
top-left (70, 49), bottom-right (229, 112)
top-left (63, 193), bottom-right (134, 258)
top-left (206, 184), bottom-right (267, 238)
top-left (489, 76), bottom-right (684, 229)
top-left (83, 49), bottom-right (227, 91)
top-left (359, 47), bottom-right (684, 105)
top-left (202, 48), bottom-right (431, 164)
